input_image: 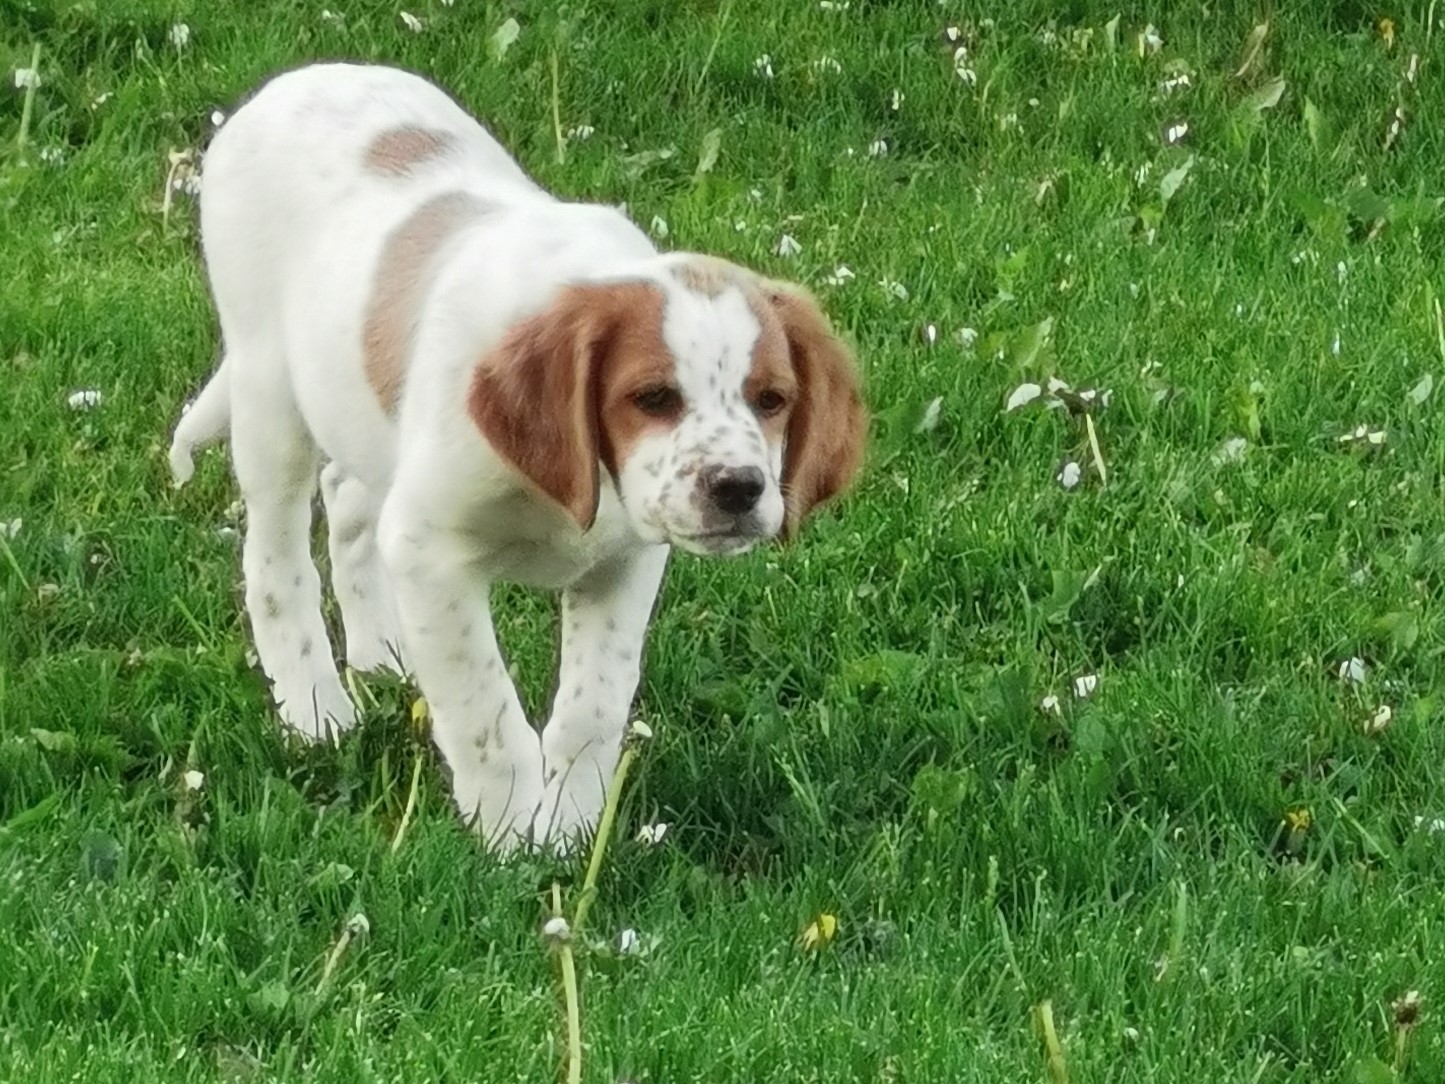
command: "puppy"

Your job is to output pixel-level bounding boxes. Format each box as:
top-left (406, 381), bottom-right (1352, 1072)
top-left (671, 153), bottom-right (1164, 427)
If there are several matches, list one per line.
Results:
top-left (170, 63), bottom-right (866, 851)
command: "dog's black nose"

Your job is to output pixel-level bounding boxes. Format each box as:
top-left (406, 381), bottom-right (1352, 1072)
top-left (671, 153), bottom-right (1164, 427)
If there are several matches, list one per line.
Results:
top-left (703, 465), bottom-right (765, 515)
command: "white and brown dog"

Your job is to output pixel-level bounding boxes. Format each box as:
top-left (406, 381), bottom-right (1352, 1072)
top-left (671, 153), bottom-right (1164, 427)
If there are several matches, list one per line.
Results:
top-left (170, 62), bottom-right (866, 852)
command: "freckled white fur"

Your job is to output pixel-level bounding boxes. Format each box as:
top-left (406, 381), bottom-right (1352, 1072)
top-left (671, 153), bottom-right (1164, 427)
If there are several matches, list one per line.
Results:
top-left (168, 62), bottom-right (784, 852)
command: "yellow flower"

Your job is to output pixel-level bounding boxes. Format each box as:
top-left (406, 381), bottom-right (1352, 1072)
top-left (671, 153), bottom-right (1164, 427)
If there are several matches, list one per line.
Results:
top-left (411, 696), bottom-right (430, 736)
top-left (1379, 17), bottom-right (1395, 49)
top-left (1284, 806), bottom-right (1312, 832)
top-left (800, 913), bottom-right (839, 951)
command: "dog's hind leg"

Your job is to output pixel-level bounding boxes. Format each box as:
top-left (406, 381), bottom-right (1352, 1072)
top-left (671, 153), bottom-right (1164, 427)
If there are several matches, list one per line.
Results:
top-left (320, 461), bottom-right (408, 676)
top-left (230, 350), bottom-right (357, 742)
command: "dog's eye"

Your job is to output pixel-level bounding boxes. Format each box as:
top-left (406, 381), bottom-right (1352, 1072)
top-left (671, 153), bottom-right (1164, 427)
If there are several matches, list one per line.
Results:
top-left (631, 386), bottom-right (683, 417)
top-left (752, 389), bottom-right (788, 417)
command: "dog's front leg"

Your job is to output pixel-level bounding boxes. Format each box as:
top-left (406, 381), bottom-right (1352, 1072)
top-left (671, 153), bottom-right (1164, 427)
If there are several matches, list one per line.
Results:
top-left (532, 544), bottom-right (669, 851)
top-left (377, 505), bottom-right (544, 853)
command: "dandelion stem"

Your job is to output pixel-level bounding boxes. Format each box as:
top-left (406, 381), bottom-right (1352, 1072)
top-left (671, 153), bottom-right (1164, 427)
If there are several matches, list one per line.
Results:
top-left (552, 883), bottom-right (584, 1084)
top-left (315, 926), bottom-right (353, 997)
top-left (1084, 413), bottom-right (1108, 487)
top-left (691, 0), bottom-right (732, 100)
top-left (549, 48), bottom-right (565, 166)
top-left (1033, 1000), bottom-right (1071, 1084)
top-left (572, 744), bottom-right (638, 937)
top-left (17, 43), bottom-right (40, 151)
top-left (389, 755), bottom-right (424, 854)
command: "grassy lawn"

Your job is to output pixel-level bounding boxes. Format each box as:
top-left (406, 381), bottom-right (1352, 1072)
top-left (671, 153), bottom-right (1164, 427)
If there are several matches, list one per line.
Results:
top-left (4, 0), bottom-right (1445, 1080)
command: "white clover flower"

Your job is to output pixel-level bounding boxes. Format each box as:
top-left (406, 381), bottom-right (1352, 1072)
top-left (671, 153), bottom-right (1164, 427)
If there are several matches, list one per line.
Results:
top-left (183, 770), bottom-right (205, 791)
top-left (169, 23), bottom-right (191, 49)
top-left (636, 822), bottom-right (669, 846)
top-left (68, 389), bottom-right (103, 410)
top-left (773, 233), bottom-right (802, 258)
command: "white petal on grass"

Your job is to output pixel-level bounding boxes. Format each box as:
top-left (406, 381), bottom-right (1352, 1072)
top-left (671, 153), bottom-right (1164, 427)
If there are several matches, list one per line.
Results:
top-left (1057, 461), bottom-right (1083, 489)
top-left (1005, 383), bottom-right (1043, 412)
top-left (1139, 24), bottom-right (1163, 54)
top-left (812, 56), bottom-right (843, 75)
top-left (1160, 73), bottom-right (1192, 94)
top-left (957, 327), bottom-right (978, 349)
top-left (183, 769), bottom-right (205, 791)
top-left (753, 55), bottom-right (774, 79)
top-left (169, 23), bottom-right (191, 48)
top-left (1163, 120), bottom-right (1190, 146)
top-left (1212, 436), bottom-right (1248, 465)
top-left (628, 719), bottom-right (653, 741)
top-left (617, 928), bottom-right (642, 954)
top-left (400, 10), bottom-right (424, 32)
top-left (1330, 330), bottom-right (1341, 356)
top-left (1363, 704), bottom-right (1393, 735)
top-left (1414, 815), bottom-right (1445, 834)
top-left (0, 518), bottom-right (20, 540)
top-left (866, 139), bottom-right (888, 158)
top-left (1338, 657), bottom-right (1367, 684)
top-left (67, 389), bottom-right (103, 410)
top-left (823, 264), bottom-right (855, 287)
top-left (566, 124), bottom-right (595, 141)
top-left (915, 397), bottom-right (942, 433)
top-left (773, 233), bottom-right (802, 258)
top-left (649, 215), bottom-right (669, 240)
top-left (879, 279), bottom-right (908, 301)
top-left (922, 324), bottom-right (938, 346)
top-left (541, 916), bottom-right (570, 942)
top-left (345, 912), bottom-right (370, 937)
top-left (891, 88), bottom-right (904, 111)
top-left (1407, 373), bottom-right (1434, 406)
top-left (1073, 673), bottom-right (1099, 698)
top-left (1040, 694), bottom-right (1061, 714)
top-left (13, 68), bottom-right (40, 90)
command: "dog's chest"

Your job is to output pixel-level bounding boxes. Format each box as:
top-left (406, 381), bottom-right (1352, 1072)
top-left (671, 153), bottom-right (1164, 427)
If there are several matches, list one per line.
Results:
top-left (464, 489), bottom-right (641, 590)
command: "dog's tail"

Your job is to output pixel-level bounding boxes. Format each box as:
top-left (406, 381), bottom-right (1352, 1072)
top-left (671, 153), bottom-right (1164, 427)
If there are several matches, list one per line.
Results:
top-left (169, 355), bottom-right (231, 486)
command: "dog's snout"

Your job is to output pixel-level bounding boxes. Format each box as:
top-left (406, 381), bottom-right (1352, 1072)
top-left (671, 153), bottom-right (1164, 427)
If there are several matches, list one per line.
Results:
top-left (702, 464), bottom-right (765, 516)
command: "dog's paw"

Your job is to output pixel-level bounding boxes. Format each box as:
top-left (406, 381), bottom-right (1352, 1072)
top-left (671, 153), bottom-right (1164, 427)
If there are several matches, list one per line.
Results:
top-left (276, 679), bottom-right (358, 743)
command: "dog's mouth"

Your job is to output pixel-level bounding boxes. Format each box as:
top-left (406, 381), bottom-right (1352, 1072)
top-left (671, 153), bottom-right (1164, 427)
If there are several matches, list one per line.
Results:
top-left (670, 527), bottom-right (766, 557)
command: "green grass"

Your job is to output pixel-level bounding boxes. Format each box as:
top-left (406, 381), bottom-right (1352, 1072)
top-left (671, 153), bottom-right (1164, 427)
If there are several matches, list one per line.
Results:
top-left (4, 0), bottom-right (1445, 1080)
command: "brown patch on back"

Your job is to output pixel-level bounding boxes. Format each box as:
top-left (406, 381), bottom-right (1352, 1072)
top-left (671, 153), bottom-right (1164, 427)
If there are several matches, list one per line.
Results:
top-left (468, 282), bottom-right (677, 529)
top-left (363, 192), bottom-right (491, 413)
top-left (363, 126), bottom-right (456, 176)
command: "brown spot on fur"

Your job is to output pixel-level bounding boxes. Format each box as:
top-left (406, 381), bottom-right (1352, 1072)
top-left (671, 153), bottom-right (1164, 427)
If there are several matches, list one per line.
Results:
top-left (670, 253), bottom-right (747, 298)
top-left (468, 282), bottom-right (677, 529)
top-left (364, 126), bottom-right (456, 176)
top-left (363, 192), bottom-right (491, 412)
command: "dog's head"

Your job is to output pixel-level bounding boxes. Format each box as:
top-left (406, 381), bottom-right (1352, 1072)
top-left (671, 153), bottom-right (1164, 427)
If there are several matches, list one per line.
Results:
top-left (468, 254), bottom-right (867, 554)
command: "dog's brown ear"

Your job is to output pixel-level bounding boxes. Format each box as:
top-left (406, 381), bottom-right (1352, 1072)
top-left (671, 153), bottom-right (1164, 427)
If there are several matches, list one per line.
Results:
top-left (764, 282), bottom-right (868, 538)
top-left (468, 284), bottom-right (635, 529)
